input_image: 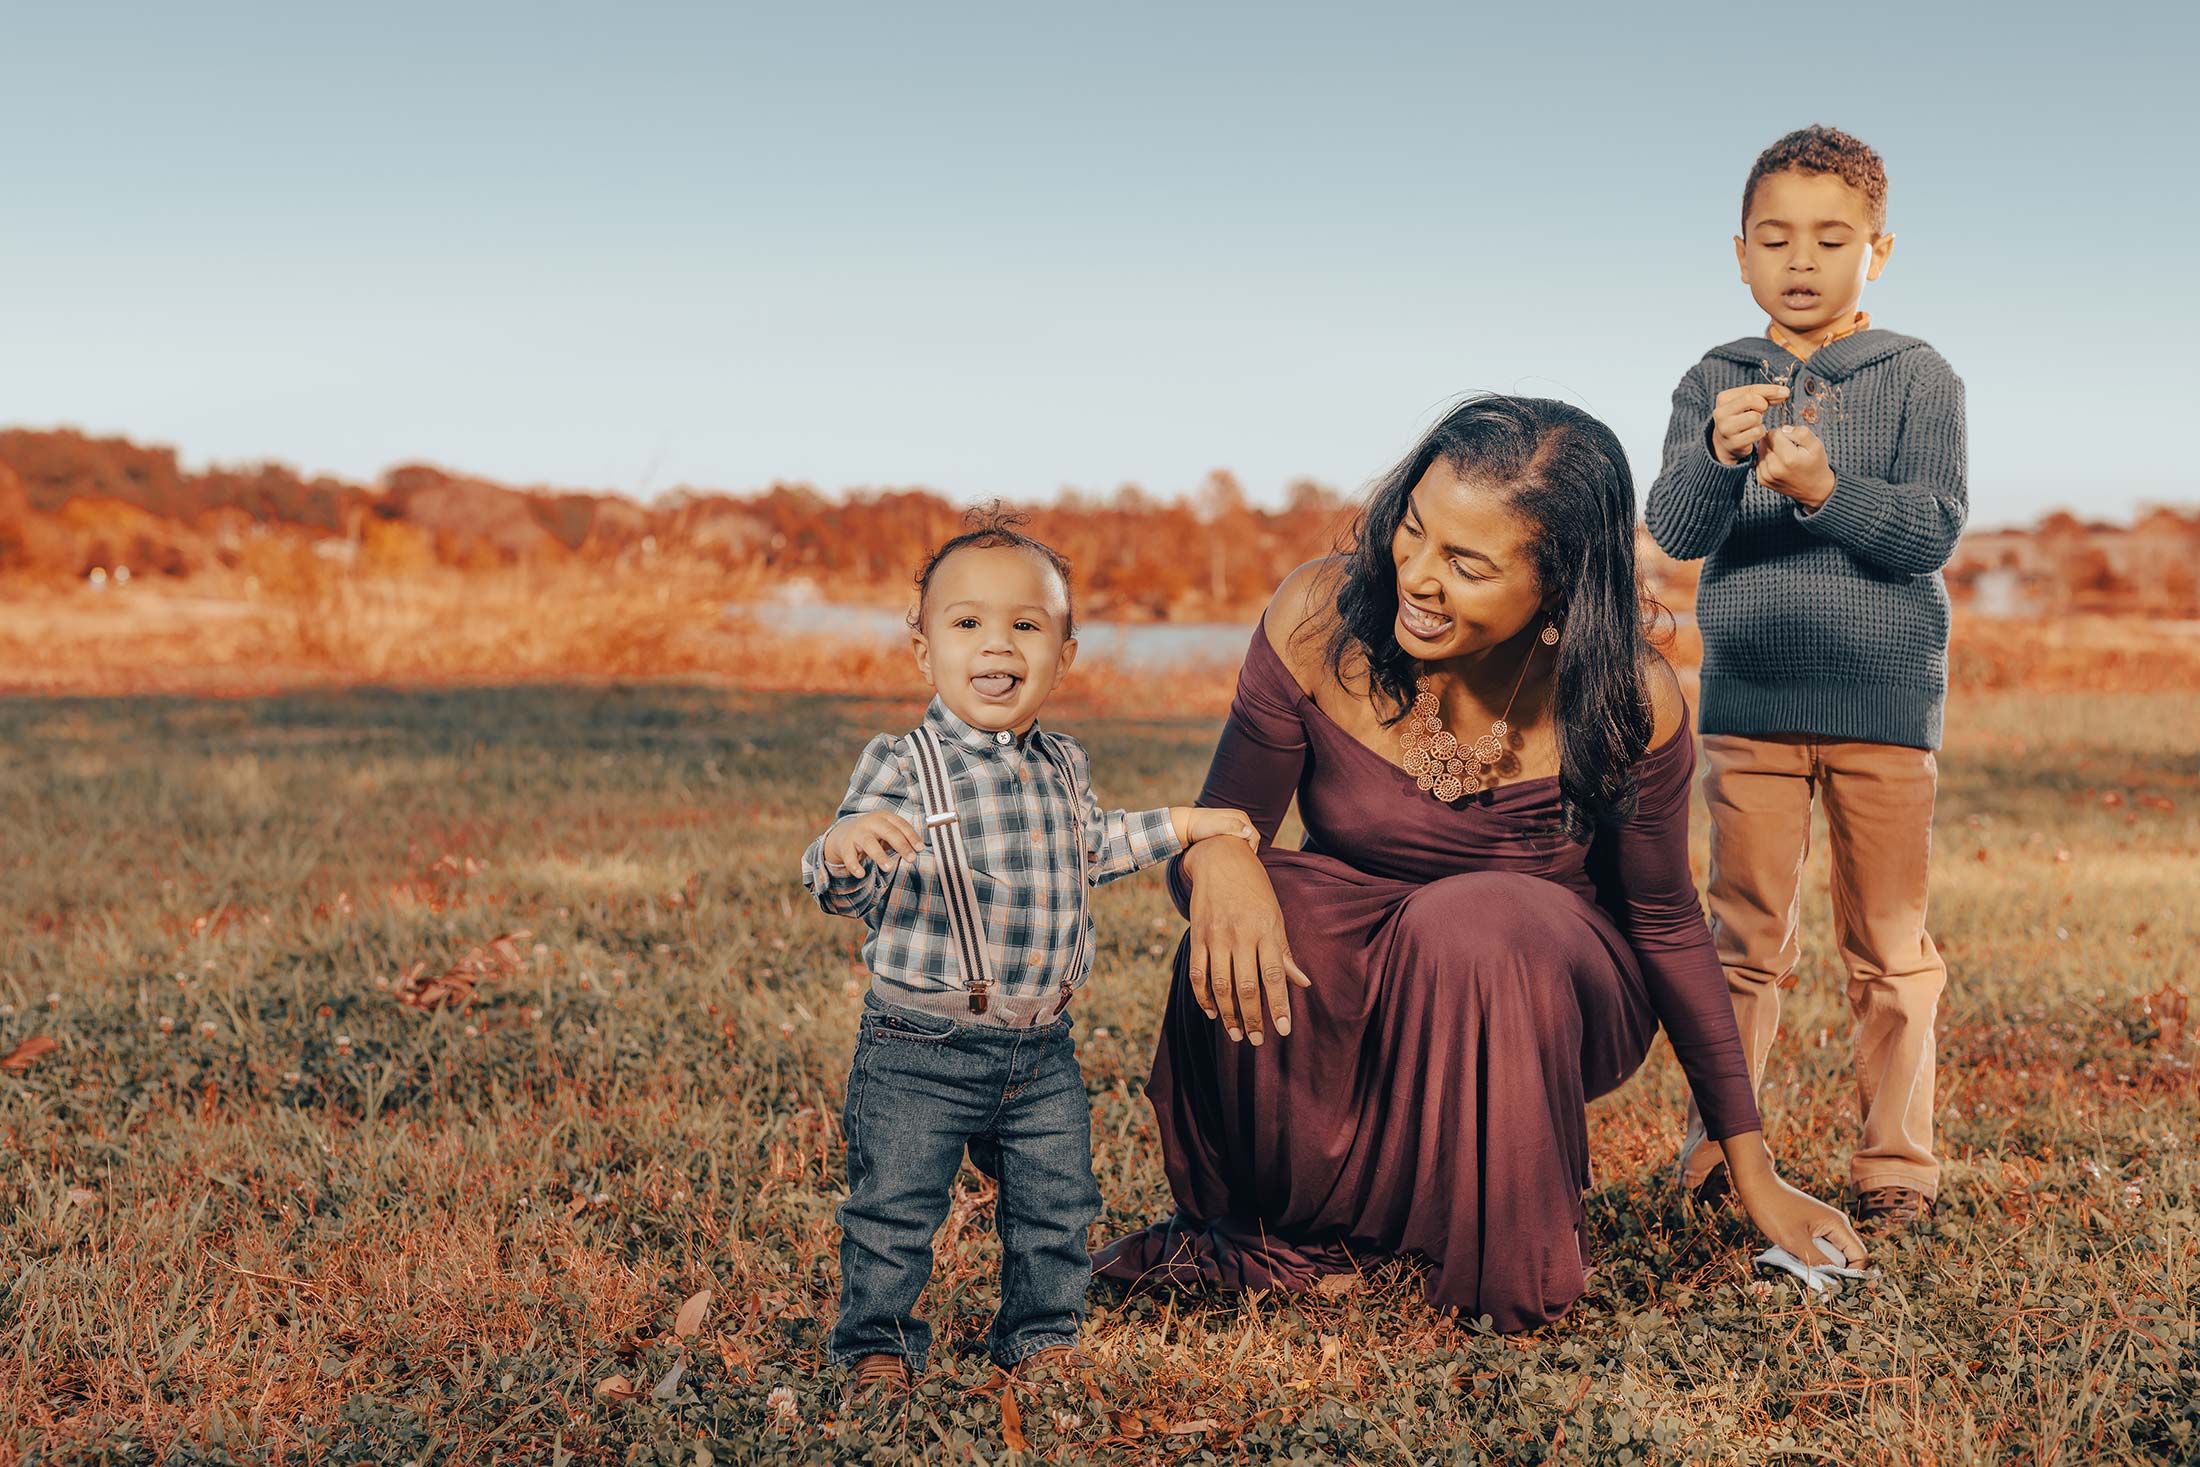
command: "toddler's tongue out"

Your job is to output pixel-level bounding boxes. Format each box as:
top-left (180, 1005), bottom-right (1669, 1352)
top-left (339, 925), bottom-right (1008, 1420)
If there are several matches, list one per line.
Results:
top-left (972, 673), bottom-right (1019, 699)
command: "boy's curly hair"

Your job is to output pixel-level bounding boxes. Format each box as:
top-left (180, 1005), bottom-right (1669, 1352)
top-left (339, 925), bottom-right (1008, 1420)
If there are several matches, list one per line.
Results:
top-left (1743, 124), bottom-right (1888, 235)
top-left (910, 502), bottom-right (1076, 636)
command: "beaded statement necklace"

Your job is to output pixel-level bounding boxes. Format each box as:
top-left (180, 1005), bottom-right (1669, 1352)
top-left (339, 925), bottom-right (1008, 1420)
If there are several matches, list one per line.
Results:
top-left (1399, 622), bottom-right (1556, 801)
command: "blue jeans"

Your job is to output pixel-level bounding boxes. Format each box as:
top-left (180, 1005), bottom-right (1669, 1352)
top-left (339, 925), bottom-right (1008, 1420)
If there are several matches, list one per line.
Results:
top-left (830, 994), bottom-right (1102, 1372)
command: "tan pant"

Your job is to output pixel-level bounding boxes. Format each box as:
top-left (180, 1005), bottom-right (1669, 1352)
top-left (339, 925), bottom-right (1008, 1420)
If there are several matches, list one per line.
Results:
top-left (1679, 733), bottom-right (1946, 1197)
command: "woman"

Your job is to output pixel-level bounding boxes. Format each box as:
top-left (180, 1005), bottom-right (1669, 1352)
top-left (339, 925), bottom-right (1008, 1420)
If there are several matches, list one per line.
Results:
top-left (1093, 396), bottom-right (1863, 1330)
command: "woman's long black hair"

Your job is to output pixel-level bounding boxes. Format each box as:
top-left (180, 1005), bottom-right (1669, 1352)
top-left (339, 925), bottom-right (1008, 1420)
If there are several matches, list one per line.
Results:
top-left (1318, 394), bottom-right (1655, 842)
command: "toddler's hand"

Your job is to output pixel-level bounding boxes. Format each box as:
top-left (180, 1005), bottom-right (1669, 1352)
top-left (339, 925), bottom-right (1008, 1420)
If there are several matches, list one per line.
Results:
top-left (1709, 383), bottom-right (1790, 466)
top-left (1755, 424), bottom-right (1835, 509)
top-left (822, 810), bottom-right (922, 877)
top-left (1182, 807), bottom-right (1260, 854)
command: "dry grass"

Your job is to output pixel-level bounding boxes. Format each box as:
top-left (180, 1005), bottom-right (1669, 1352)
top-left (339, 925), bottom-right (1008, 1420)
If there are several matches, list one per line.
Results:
top-left (8, 566), bottom-right (2200, 715)
top-left (2, 672), bottom-right (2196, 1464)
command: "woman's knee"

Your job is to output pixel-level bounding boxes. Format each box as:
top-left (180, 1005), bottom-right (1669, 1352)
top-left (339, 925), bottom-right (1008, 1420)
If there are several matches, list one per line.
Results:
top-left (1397, 871), bottom-right (1563, 951)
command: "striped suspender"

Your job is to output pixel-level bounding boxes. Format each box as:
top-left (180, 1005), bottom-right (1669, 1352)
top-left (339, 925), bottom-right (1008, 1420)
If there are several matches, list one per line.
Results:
top-left (908, 727), bottom-right (998, 1014)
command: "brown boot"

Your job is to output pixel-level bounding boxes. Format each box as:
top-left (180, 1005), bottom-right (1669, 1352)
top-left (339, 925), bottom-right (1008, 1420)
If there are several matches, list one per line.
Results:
top-left (1855, 1185), bottom-right (1934, 1227)
top-left (1011, 1345), bottom-right (1086, 1382)
top-left (840, 1353), bottom-right (911, 1409)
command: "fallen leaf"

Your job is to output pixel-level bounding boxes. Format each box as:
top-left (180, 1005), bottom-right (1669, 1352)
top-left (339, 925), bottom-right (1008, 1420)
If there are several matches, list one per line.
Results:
top-left (0, 1035), bottom-right (60, 1072)
top-left (66, 1187), bottom-right (97, 1206)
top-left (674, 1288), bottom-right (712, 1339)
top-left (651, 1355), bottom-right (687, 1401)
top-left (1166, 1418), bottom-right (1220, 1435)
top-left (1000, 1379), bottom-right (1029, 1453)
top-left (595, 1374), bottom-right (637, 1401)
top-left (1311, 1272), bottom-right (1363, 1298)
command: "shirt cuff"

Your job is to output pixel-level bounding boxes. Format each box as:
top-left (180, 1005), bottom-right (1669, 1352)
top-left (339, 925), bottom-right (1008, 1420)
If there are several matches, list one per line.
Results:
top-left (1124, 807), bottom-right (1183, 871)
top-left (1791, 471), bottom-right (1885, 547)
top-left (801, 832), bottom-right (881, 902)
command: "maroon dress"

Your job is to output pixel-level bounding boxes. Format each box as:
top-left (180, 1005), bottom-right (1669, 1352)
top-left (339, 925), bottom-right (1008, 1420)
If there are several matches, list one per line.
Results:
top-left (1092, 628), bottom-right (1760, 1331)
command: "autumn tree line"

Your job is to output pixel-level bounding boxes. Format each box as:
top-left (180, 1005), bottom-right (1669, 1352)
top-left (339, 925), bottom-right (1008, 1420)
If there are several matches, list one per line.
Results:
top-left (3, 427), bottom-right (2196, 620)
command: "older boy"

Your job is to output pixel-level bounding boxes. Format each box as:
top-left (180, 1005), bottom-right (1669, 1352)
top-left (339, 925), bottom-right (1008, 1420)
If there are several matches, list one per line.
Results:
top-left (1646, 125), bottom-right (1966, 1226)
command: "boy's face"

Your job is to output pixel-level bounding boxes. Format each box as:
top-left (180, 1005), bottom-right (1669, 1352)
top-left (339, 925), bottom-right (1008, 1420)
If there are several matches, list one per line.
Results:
top-left (1735, 168), bottom-right (1895, 338)
top-left (911, 545), bottom-right (1078, 735)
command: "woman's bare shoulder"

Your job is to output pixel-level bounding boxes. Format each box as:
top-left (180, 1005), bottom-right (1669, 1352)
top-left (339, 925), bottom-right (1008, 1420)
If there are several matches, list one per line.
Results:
top-left (1261, 558), bottom-right (1344, 693)
top-left (1641, 649), bottom-right (1688, 747)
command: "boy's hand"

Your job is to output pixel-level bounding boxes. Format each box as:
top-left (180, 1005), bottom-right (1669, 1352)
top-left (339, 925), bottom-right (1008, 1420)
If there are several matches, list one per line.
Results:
top-left (1179, 806), bottom-right (1260, 853)
top-left (1709, 384), bottom-right (1790, 466)
top-left (1754, 424), bottom-right (1836, 509)
top-left (822, 811), bottom-right (922, 877)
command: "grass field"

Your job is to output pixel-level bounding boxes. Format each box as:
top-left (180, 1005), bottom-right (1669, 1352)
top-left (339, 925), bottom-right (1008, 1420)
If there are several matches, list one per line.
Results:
top-left (3, 680), bottom-right (2196, 1465)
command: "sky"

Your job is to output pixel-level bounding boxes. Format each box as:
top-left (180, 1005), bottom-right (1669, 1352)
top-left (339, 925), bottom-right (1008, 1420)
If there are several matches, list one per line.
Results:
top-left (5, 3), bottom-right (2196, 529)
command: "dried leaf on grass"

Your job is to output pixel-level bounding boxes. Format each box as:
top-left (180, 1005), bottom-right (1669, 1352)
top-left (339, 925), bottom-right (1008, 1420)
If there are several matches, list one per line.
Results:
top-left (1311, 1271), bottom-right (1364, 1298)
top-left (1, 1035), bottom-right (60, 1072)
top-left (999, 1378), bottom-right (1028, 1453)
top-left (594, 1374), bottom-right (637, 1402)
top-left (392, 929), bottom-right (533, 1011)
top-left (2135, 984), bottom-right (2189, 1049)
top-left (673, 1288), bottom-right (712, 1339)
top-left (650, 1355), bottom-right (687, 1402)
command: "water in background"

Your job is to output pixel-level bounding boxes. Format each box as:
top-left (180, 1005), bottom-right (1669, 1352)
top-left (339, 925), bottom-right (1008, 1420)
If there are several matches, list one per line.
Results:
top-left (733, 602), bottom-right (1253, 668)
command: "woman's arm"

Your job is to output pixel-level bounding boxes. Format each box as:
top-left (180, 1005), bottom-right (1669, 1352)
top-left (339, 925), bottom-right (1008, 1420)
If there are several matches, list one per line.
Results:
top-left (1172, 565), bottom-right (1331, 1044)
top-left (1592, 657), bottom-right (1864, 1266)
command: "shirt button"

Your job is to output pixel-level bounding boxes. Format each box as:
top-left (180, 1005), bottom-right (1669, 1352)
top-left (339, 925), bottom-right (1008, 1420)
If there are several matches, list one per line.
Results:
top-left (994, 730), bottom-right (1012, 746)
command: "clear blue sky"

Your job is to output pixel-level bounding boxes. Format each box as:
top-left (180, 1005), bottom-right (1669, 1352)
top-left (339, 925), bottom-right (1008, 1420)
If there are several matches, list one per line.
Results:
top-left (6, 3), bottom-right (2194, 528)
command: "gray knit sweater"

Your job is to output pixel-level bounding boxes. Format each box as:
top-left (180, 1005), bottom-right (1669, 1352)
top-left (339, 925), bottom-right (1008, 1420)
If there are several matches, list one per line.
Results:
top-left (1645, 329), bottom-right (1967, 750)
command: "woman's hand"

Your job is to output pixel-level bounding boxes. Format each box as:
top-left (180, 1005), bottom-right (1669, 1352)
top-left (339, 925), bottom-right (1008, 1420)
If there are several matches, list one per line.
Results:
top-left (1181, 835), bottom-right (1311, 1046)
top-left (1721, 1131), bottom-right (1867, 1268)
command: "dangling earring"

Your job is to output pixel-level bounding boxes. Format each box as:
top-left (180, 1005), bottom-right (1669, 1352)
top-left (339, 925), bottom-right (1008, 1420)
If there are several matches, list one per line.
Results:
top-left (1539, 620), bottom-right (1560, 647)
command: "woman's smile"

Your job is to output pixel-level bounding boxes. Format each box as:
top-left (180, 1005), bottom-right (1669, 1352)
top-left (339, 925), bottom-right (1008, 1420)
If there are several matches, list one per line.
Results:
top-left (1396, 597), bottom-right (1454, 642)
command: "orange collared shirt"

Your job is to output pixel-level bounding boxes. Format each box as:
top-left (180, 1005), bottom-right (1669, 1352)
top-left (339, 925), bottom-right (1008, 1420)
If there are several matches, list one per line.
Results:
top-left (1768, 310), bottom-right (1871, 361)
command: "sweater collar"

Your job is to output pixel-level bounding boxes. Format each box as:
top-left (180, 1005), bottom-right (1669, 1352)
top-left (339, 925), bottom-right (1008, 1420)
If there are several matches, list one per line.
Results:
top-left (924, 695), bottom-right (1042, 753)
top-left (1767, 310), bottom-right (1869, 359)
top-left (1705, 326), bottom-right (1929, 383)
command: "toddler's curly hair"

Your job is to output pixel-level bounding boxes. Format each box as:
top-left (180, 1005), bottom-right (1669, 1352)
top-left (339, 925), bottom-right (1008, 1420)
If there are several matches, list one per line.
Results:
top-left (910, 502), bottom-right (1076, 636)
top-left (1743, 125), bottom-right (1888, 235)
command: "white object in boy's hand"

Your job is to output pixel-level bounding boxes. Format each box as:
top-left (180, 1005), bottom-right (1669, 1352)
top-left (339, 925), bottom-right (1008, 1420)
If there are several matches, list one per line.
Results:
top-left (1755, 1236), bottom-right (1879, 1295)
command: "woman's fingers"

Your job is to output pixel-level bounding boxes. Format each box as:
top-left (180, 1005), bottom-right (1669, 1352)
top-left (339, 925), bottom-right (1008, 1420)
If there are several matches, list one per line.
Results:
top-left (1259, 943), bottom-right (1293, 1039)
top-left (1231, 934), bottom-right (1265, 1044)
top-left (1186, 939), bottom-right (1218, 1021)
top-left (1820, 1215), bottom-right (1867, 1266)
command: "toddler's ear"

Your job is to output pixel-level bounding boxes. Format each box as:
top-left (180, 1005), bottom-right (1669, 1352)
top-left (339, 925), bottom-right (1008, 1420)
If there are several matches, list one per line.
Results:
top-left (910, 630), bottom-right (935, 686)
top-left (1733, 234), bottom-right (1749, 283)
top-left (1866, 232), bottom-right (1895, 282)
top-left (1055, 636), bottom-right (1079, 681)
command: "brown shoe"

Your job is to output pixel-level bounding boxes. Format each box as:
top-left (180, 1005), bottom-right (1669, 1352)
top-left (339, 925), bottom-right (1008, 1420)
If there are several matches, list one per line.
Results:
top-left (840, 1353), bottom-right (910, 1408)
top-left (1855, 1185), bottom-right (1934, 1226)
top-left (1011, 1345), bottom-right (1086, 1381)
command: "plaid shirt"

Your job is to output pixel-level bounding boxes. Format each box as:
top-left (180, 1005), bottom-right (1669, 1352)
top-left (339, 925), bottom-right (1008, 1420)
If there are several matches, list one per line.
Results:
top-left (801, 698), bottom-right (1180, 1018)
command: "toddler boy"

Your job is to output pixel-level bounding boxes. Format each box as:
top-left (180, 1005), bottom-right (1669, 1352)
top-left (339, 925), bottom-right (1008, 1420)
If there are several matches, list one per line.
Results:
top-left (801, 510), bottom-right (1252, 1401)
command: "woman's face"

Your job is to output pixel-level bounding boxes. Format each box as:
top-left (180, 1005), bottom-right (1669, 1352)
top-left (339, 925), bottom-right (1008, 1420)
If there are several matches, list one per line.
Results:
top-left (1388, 460), bottom-right (1549, 662)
